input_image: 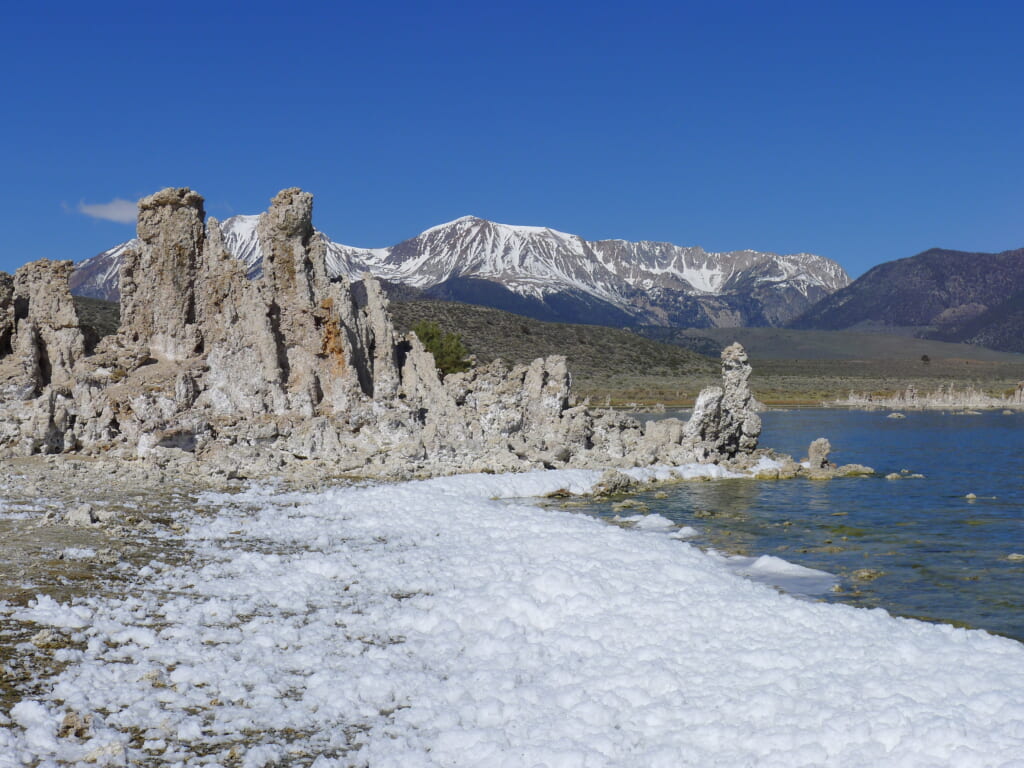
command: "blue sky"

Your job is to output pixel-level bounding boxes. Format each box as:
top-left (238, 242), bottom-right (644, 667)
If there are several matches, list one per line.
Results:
top-left (2, 1), bottom-right (1021, 278)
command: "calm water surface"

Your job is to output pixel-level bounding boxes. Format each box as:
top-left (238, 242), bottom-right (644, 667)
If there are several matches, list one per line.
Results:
top-left (588, 409), bottom-right (1024, 640)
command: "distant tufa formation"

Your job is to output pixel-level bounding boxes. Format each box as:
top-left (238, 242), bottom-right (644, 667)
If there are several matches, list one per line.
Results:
top-left (0, 188), bottom-right (762, 478)
top-left (835, 382), bottom-right (1024, 411)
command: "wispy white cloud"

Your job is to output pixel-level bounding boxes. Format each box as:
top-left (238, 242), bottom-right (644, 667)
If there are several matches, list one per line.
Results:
top-left (76, 198), bottom-right (138, 224)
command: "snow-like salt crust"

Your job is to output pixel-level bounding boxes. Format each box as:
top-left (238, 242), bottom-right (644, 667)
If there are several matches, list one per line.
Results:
top-left (3, 466), bottom-right (1024, 766)
top-left (0, 509), bottom-right (34, 520)
top-left (711, 553), bottom-right (839, 597)
top-left (12, 595), bottom-right (93, 630)
top-left (59, 547), bottom-right (98, 560)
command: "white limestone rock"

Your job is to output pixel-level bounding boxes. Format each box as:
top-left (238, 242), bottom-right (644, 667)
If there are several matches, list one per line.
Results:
top-left (682, 343), bottom-right (761, 461)
top-left (121, 188), bottom-right (204, 361)
top-left (11, 260), bottom-right (86, 393)
top-left (0, 186), bottom-right (770, 480)
top-left (808, 437), bottom-right (832, 469)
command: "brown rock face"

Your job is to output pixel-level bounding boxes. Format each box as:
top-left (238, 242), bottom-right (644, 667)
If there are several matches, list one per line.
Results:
top-left (719, 342), bottom-right (762, 454)
top-left (360, 278), bottom-right (402, 400)
top-left (120, 187), bottom-right (204, 360)
top-left (194, 217), bottom-right (290, 416)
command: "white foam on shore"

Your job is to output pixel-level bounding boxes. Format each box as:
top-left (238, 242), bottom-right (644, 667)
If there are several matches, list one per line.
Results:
top-left (2, 465), bottom-right (1024, 765)
top-left (710, 552), bottom-right (839, 596)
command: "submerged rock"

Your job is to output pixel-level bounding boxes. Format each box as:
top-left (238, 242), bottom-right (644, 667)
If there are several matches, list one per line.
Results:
top-left (593, 469), bottom-right (639, 496)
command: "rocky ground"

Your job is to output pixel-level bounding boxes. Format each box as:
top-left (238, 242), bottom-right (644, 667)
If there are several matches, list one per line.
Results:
top-left (0, 438), bottom-right (872, 716)
top-left (0, 458), bottom-right (208, 715)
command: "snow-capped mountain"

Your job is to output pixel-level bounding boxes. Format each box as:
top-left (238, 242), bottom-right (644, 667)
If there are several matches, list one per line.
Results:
top-left (71, 215), bottom-right (849, 328)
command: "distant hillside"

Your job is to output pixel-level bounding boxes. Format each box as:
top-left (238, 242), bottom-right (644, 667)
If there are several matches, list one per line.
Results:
top-left (388, 300), bottom-right (717, 381)
top-left (72, 295), bottom-right (120, 353)
top-left (929, 287), bottom-right (1024, 353)
top-left (637, 326), bottom-right (1024, 362)
top-left (789, 247), bottom-right (1024, 351)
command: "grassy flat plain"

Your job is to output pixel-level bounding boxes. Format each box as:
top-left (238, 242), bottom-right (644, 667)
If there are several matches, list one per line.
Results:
top-left (637, 325), bottom-right (1023, 361)
top-left (72, 295), bottom-right (1024, 407)
top-left (643, 327), bottom-right (1024, 405)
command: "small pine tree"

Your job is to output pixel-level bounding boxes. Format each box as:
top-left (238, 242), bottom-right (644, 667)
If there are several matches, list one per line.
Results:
top-left (412, 320), bottom-right (471, 376)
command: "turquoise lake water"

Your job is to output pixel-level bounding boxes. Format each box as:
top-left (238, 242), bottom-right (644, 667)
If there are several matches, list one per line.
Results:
top-left (588, 409), bottom-right (1024, 640)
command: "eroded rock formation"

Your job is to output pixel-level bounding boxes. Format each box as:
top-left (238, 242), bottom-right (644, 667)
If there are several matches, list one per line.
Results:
top-left (681, 343), bottom-right (762, 461)
top-left (120, 188), bottom-right (204, 361)
top-left (808, 438), bottom-right (831, 469)
top-left (0, 260), bottom-right (85, 400)
top-left (0, 187), bottom-right (765, 479)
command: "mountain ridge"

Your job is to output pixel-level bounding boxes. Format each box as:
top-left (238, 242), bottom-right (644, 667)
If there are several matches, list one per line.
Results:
top-left (70, 214), bottom-right (849, 329)
top-left (788, 246), bottom-right (1024, 352)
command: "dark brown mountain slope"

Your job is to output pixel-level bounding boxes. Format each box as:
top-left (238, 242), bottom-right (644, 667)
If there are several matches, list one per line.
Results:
top-left (929, 287), bottom-right (1024, 353)
top-left (789, 247), bottom-right (1024, 341)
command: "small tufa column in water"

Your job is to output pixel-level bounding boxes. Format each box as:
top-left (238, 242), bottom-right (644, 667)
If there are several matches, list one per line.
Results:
top-left (683, 342), bottom-right (762, 461)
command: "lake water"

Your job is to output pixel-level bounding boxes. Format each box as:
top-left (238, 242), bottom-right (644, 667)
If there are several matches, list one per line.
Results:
top-left (585, 409), bottom-right (1024, 641)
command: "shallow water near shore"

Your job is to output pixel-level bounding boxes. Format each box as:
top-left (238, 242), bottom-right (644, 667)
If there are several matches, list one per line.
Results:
top-left (587, 409), bottom-right (1024, 640)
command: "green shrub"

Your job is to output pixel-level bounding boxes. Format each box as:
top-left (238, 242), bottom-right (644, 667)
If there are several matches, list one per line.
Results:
top-left (412, 320), bottom-right (472, 377)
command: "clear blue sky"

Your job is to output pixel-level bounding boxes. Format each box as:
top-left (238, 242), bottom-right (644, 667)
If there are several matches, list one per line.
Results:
top-left (2, 1), bottom-right (1022, 278)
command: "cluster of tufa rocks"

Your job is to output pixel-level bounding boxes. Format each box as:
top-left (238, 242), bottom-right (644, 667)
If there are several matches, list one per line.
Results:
top-left (0, 187), bottom-right (768, 480)
top-left (836, 382), bottom-right (1024, 411)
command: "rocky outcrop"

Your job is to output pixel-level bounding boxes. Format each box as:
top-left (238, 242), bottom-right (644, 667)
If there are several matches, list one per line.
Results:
top-left (681, 343), bottom-right (761, 461)
top-left (0, 187), bottom-right (768, 479)
top-left (256, 188), bottom-right (334, 412)
top-left (120, 188), bottom-right (204, 361)
top-left (0, 261), bottom-right (85, 399)
top-left (807, 438), bottom-right (831, 469)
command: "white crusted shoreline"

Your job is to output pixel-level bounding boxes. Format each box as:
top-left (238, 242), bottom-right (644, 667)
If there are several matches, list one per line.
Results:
top-left (3, 466), bottom-right (1023, 766)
